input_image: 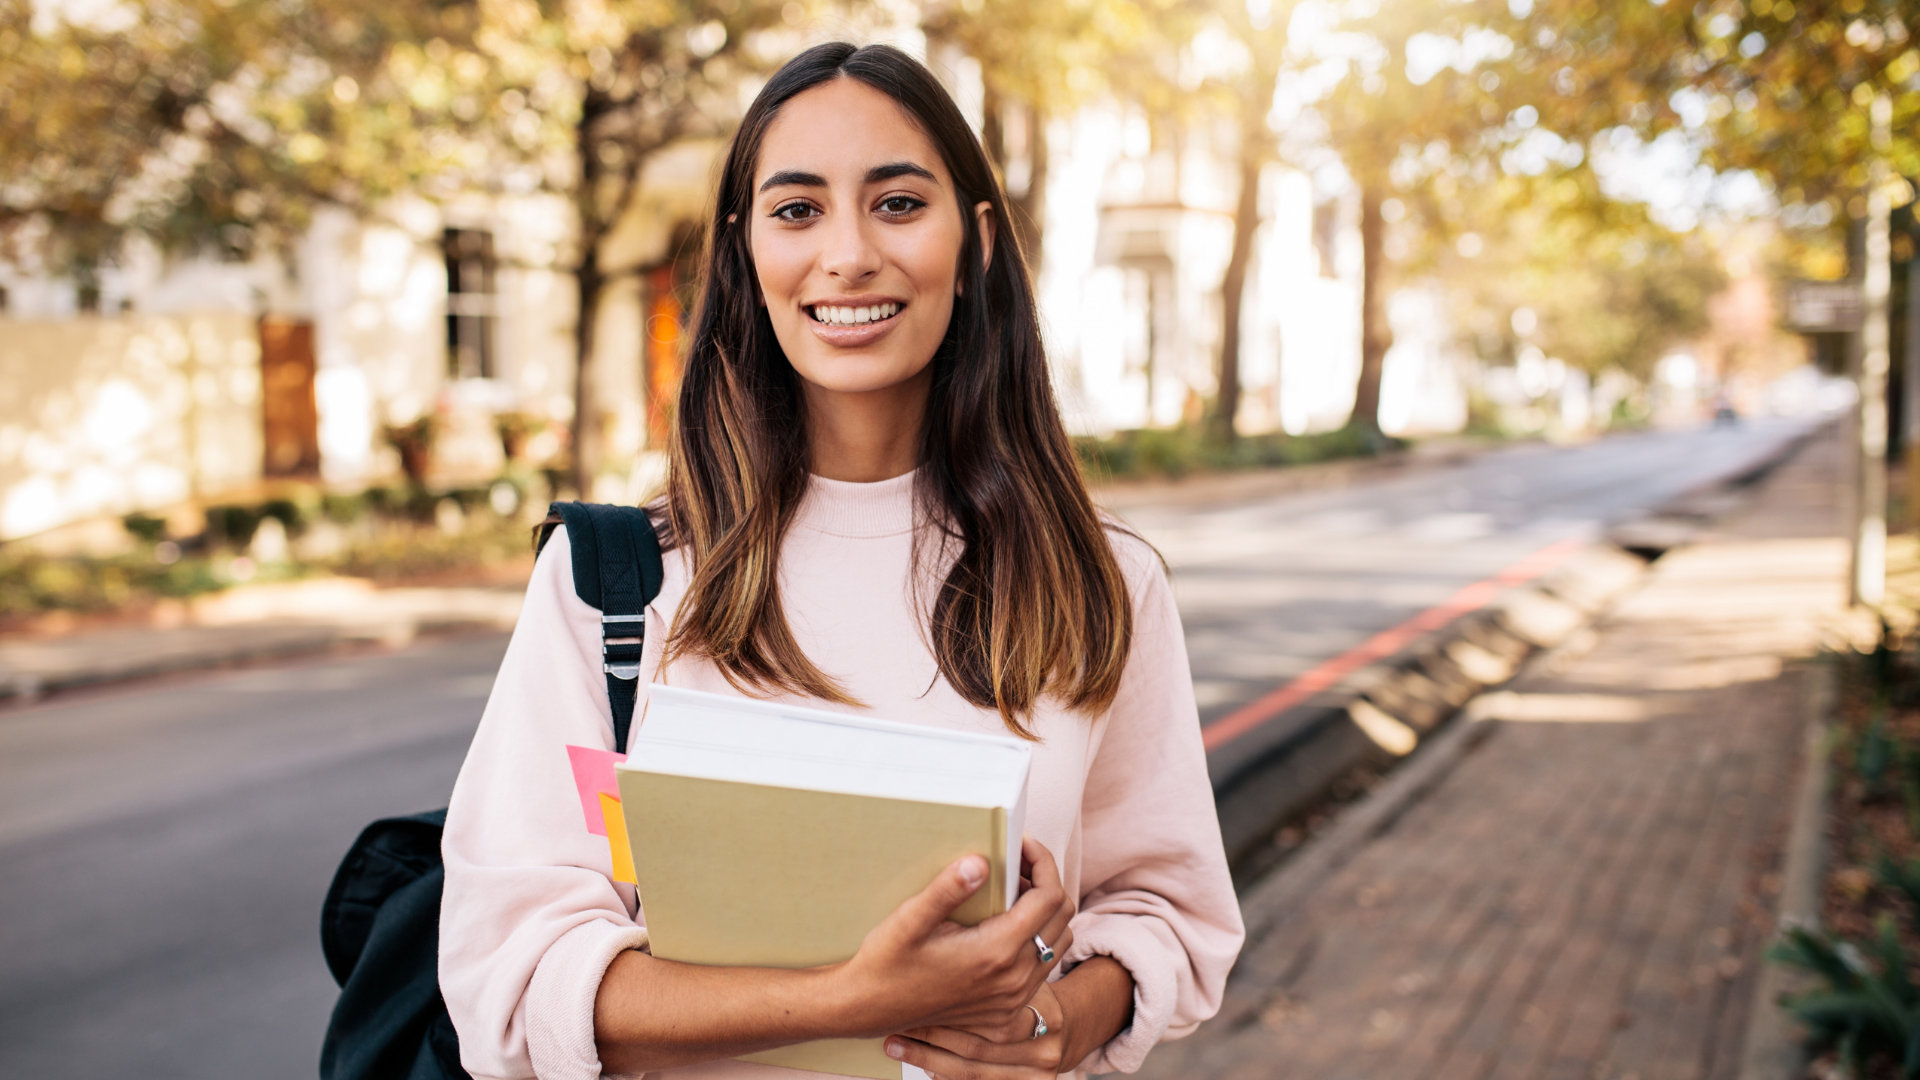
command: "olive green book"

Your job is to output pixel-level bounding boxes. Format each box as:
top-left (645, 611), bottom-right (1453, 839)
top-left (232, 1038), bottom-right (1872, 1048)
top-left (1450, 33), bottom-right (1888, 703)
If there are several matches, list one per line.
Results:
top-left (615, 685), bottom-right (1032, 1080)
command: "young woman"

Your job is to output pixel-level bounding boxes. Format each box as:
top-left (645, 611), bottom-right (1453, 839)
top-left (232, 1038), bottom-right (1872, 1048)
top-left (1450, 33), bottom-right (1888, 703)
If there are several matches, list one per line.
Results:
top-left (440, 42), bottom-right (1243, 1080)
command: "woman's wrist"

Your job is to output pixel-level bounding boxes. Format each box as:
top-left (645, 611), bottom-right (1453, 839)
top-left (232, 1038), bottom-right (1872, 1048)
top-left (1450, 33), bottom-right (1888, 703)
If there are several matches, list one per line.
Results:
top-left (1049, 957), bottom-right (1134, 1071)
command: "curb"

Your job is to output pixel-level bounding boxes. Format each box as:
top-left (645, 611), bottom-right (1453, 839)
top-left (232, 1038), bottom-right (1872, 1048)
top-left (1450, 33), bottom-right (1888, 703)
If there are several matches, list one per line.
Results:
top-left (1213, 543), bottom-right (1645, 865)
top-left (1736, 658), bottom-right (1834, 1080)
top-left (0, 584), bottom-right (524, 703)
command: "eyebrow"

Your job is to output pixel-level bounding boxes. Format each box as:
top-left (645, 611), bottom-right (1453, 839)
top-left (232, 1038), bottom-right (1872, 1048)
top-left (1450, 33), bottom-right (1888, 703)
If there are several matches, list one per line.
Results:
top-left (757, 161), bottom-right (939, 194)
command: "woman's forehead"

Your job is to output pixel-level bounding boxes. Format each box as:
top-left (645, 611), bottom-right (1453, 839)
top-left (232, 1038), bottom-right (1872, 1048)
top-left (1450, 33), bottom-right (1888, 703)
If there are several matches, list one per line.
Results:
top-left (755, 78), bottom-right (950, 190)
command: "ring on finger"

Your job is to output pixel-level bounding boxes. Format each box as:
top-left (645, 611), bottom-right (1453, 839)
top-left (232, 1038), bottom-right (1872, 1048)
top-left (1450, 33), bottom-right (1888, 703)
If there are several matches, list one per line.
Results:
top-left (1033, 934), bottom-right (1055, 964)
top-left (1027, 1004), bottom-right (1048, 1040)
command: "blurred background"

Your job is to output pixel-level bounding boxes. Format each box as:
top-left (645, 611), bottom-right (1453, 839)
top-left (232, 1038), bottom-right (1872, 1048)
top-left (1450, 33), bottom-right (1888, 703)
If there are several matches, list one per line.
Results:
top-left (0, 0), bottom-right (1898, 566)
top-left (1, 0), bottom-right (1918, 1077)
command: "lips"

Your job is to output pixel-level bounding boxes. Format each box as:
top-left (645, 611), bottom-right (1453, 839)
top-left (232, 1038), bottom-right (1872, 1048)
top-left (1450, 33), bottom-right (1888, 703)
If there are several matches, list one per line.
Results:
top-left (808, 301), bottom-right (902, 326)
top-left (802, 298), bottom-right (907, 347)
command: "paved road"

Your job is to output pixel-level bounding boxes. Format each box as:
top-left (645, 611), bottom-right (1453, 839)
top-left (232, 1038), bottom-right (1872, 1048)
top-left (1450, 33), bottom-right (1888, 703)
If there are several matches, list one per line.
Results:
top-left (1111, 416), bottom-right (1826, 785)
top-left (0, 636), bottom-right (508, 1079)
top-left (0, 416), bottom-right (1825, 1078)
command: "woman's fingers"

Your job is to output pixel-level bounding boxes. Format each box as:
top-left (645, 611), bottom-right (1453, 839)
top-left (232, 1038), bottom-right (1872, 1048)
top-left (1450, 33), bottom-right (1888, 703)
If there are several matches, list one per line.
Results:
top-left (905, 1024), bottom-right (1056, 1064)
top-left (889, 854), bottom-right (990, 941)
top-left (1003, 842), bottom-right (1070, 936)
top-left (885, 1034), bottom-right (1054, 1080)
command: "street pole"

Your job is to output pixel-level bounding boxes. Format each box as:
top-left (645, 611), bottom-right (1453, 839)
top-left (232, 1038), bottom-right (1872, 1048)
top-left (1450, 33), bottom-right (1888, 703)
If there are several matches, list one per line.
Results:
top-left (1855, 92), bottom-right (1893, 608)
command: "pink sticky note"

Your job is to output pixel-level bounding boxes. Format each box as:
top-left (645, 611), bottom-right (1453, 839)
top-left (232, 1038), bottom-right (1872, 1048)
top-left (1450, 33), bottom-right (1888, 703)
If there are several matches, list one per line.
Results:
top-left (566, 744), bottom-right (627, 836)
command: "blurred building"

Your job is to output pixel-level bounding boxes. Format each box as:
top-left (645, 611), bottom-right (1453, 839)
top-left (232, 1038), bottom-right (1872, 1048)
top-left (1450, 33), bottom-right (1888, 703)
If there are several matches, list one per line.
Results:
top-left (1035, 104), bottom-right (1465, 438)
top-left (0, 140), bottom-right (715, 543)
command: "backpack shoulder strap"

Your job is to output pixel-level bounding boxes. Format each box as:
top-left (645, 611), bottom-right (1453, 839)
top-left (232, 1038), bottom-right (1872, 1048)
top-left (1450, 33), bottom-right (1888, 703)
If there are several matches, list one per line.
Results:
top-left (538, 503), bottom-right (665, 753)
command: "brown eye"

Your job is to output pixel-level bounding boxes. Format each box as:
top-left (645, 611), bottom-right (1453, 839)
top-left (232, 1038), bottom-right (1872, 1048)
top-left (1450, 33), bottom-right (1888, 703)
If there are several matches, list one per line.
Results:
top-left (878, 196), bottom-right (925, 216)
top-left (773, 202), bottom-right (818, 222)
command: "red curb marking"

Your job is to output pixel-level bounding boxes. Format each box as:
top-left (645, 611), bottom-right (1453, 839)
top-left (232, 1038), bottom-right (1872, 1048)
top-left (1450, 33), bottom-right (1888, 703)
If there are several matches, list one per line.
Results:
top-left (1199, 537), bottom-right (1590, 753)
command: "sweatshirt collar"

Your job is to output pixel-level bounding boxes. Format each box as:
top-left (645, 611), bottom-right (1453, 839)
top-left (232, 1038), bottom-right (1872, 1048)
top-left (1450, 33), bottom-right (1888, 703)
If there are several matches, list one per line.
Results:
top-left (794, 469), bottom-right (918, 538)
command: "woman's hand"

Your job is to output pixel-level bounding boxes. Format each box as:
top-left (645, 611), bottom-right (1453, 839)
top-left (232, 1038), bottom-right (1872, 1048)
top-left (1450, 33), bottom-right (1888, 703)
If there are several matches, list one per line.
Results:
top-left (831, 836), bottom-right (1076, 1036)
top-left (884, 957), bottom-right (1137, 1080)
top-left (887, 980), bottom-right (1070, 1079)
top-left (595, 838), bottom-right (1078, 1075)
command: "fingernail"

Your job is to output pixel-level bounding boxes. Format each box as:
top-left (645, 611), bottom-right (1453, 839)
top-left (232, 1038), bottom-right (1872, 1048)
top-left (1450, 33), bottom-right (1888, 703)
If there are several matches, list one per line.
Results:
top-left (885, 1040), bottom-right (905, 1060)
top-left (959, 856), bottom-right (986, 887)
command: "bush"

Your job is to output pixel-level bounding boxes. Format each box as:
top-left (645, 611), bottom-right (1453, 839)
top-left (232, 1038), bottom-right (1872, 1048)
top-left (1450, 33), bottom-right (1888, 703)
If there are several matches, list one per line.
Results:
top-left (122, 513), bottom-right (167, 543)
top-left (1772, 634), bottom-right (1920, 1076)
top-left (1073, 424), bottom-right (1402, 482)
top-left (1770, 905), bottom-right (1920, 1075)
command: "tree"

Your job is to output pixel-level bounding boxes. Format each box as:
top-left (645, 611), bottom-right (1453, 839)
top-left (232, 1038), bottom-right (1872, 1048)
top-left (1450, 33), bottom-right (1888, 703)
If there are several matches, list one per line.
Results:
top-left (1202, 0), bottom-right (1292, 444)
top-left (0, 0), bottom-right (474, 281)
top-left (1507, 0), bottom-right (1919, 204)
top-left (1302, 0), bottom-right (1511, 434)
top-left (473, 1), bottom-right (798, 493)
top-left (924, 0), bottom-right (1202, 277)
top-left (1420, 172), bottom-right (1726, 383)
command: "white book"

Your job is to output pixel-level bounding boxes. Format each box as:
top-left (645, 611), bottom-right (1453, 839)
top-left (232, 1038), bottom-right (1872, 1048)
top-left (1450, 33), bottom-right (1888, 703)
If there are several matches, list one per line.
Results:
top-left (614, 684), bottom-right (1033, 1079)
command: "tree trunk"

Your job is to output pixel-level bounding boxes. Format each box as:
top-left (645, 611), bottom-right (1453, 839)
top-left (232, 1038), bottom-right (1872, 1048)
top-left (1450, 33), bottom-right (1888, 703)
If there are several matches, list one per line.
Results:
top-left (571, 247), bottom-right (603, 498)
top-left (570, 96), bottom-right (609, 498)
top-left (1009, 103), bottom-right (1047, 277)
top-left (981, 89), bottom-right (1046, 277)
top-left (981, 84), bottom-right (1006, 172)
top-left (1350, 179), bottom-right (1393, 433)
top-left (1213, 139), bottom-right (1262, 445)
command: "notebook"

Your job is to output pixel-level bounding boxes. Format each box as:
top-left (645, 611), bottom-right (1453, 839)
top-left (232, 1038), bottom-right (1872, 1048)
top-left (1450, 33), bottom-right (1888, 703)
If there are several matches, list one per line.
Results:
top-left (614, 684), bottom-right (1033, 1080)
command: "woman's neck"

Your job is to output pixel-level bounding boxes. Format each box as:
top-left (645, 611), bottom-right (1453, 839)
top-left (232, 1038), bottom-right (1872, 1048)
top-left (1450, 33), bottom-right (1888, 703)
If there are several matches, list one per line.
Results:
top-left (801, 367), bottom-right (930, 483)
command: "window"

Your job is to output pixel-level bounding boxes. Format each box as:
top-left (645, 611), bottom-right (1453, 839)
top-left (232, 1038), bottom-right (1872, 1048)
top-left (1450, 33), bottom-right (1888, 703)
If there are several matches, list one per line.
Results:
top-left (444, 228), bottom-right (498, 380)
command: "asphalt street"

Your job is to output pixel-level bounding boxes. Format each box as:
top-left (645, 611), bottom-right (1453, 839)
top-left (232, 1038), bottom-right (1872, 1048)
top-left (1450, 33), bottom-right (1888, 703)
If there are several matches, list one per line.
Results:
top-left (1113, 415), bottom-right (1826, 782)
top-left (0, 415), bottom-right (1828, 1078)
top-left (0, 636), bottom-right (508, 1079)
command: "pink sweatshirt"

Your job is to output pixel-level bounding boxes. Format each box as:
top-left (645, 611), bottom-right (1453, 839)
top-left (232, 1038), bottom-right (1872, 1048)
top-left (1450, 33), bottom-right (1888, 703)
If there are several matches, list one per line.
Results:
top-left (440, 471), bottom-right (1244, 1080)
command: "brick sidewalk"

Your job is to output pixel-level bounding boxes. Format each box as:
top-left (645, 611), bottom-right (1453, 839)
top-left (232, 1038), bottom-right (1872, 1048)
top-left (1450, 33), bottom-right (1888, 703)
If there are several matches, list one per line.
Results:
top-left (1143, 430), bottom-right (1853, 1080)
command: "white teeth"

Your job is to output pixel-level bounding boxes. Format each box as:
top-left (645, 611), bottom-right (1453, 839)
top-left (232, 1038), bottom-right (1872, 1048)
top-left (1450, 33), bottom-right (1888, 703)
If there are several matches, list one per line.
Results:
top-left (812, 303), bottom-right (899, 326)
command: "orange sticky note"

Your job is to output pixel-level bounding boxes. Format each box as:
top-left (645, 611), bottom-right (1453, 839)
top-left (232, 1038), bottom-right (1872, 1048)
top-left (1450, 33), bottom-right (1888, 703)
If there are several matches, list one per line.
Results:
top-left (599, 792), bottom-right (636, 884)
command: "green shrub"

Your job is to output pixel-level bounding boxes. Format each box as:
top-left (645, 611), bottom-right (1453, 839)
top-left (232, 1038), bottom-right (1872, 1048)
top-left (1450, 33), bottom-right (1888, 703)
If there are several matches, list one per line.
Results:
top-left (1074, 424), bottom-right (1402, 482)
top-left (1770, 913), bottom-right (1920, 1075)
top-left (122, 512), bottom-right (167, 543)
top-left (204, 505), bottom-right (263, 549)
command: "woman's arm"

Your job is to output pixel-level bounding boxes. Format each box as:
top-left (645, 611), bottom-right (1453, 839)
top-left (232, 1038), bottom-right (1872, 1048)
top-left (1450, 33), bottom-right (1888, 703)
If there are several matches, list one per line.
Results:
top-left (595, 841), bottom-right (1077, 1075)
top-left (889, 538), bottom-right (1245, 1077)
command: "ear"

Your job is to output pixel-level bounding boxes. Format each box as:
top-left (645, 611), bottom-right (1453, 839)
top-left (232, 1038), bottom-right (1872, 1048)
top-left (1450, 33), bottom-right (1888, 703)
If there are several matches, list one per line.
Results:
top-left (959, 200), bottom-right (995, 296)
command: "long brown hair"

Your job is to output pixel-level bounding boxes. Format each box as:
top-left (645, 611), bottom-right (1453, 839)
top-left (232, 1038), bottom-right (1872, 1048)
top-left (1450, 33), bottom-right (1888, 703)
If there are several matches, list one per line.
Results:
top-left (662, 42), bottom-right (1131, 737)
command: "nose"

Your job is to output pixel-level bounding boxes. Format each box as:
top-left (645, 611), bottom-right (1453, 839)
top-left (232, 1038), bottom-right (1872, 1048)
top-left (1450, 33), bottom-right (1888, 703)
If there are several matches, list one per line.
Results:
top-left (818, 211), bottom-right (881, 285)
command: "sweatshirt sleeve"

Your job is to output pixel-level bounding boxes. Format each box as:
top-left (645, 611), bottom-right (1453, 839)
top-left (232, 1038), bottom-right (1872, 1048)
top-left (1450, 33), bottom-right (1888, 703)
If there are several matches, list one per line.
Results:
top-left (1060, 536), bottom-right (1246, 1075)
top-left (440, 526), bottom-right (649, 1080)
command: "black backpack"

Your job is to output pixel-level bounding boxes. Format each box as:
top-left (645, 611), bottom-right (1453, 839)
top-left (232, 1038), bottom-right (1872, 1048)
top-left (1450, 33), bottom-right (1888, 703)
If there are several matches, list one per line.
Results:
top-left (319, 502), bottom-right (666, 1080)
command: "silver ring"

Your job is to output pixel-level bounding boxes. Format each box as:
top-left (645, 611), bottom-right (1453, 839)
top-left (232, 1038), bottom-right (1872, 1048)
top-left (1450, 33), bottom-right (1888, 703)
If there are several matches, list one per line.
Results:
top-left (1027, 1004), bottom-right (1048, 1040)
top-left (1033, 935), bottom-right (1056, 964)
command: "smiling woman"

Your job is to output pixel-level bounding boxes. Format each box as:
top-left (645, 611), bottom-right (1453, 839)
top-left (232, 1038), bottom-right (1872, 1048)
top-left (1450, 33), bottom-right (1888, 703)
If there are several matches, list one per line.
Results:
top-left (439, 42), bottom-right (1243, 1080)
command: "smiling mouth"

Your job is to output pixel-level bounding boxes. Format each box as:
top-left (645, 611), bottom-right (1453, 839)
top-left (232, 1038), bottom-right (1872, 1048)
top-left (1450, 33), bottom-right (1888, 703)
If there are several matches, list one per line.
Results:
top-left (808, 302), bottom-right (903, 327)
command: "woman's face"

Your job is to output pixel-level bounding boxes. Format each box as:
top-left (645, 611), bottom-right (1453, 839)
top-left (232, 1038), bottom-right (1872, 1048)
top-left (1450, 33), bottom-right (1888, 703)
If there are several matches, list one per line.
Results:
top-left (749, 77), bottom-right (990, 399)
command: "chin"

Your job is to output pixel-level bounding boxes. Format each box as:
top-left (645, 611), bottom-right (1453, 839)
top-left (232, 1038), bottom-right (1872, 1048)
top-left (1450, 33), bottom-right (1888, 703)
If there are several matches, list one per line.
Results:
top-left (800, 367), bottom-right (925, 395)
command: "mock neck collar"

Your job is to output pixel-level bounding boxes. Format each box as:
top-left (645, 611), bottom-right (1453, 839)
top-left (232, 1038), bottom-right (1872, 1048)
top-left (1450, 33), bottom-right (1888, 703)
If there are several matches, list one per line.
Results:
top-left (793, 470), bottom-right (918, 538)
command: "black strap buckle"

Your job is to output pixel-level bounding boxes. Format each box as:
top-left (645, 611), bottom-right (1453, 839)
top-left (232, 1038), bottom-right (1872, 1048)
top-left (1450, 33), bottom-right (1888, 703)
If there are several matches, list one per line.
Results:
top-left (601, 613), bottom-right (645, 680)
